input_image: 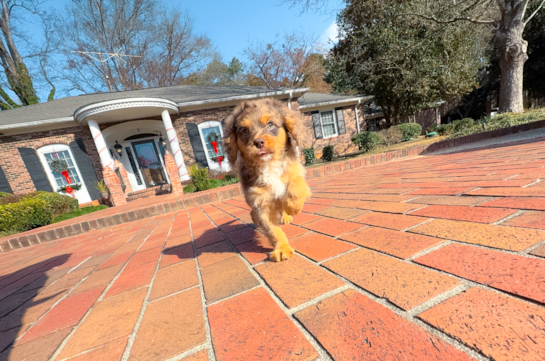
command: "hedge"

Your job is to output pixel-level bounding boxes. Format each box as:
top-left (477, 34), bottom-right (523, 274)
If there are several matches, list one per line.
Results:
top-left (351, 131), bottom-right (381, 152)
top-left (0, 198), bottom-right (53, 233)
top-left (397, 123), bottom-right (422, 141)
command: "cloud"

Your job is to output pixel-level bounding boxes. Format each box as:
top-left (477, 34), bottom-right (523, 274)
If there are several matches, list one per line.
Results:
top-left (320, 21), bottom-right (339, 46)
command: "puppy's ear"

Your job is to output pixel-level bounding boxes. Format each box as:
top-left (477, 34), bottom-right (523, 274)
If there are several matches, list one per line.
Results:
top-left (280, 103), bottom-right (311, 149)
top-left (223, 101), bottom-right (248, 163)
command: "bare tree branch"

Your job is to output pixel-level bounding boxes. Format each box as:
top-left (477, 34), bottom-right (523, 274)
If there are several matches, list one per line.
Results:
top-left (525, 0), bottom-right (545, 24)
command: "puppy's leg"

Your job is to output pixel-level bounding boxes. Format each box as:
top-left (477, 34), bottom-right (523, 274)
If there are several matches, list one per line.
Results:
top-left (284, 176), bottom-right (311, 216)
top-left (258, 206), bottom-right (293, 262)
top-left (280, 212), bottom-right (292, 225)
top-left (250, 208), bottom-right (261, 227)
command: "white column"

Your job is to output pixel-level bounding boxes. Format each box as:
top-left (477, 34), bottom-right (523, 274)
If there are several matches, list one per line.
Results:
top-left (161, 109), bottom-right (190, 181)
top-left (88, 119), bottom-right (114, 170)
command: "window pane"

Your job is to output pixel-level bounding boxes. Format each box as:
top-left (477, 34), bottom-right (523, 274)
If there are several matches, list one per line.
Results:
top-left (201, 125), bottom-right (224, 159)
top-left (320, 111), bottom-right (335, 125)
top-left (323, 124), bottom-right (336, 137)
top-left (44, 150), bottom-right (81, 187)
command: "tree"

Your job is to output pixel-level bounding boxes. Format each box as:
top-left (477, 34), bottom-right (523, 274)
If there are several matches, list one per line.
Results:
top-left (244, 32), bottom-right (332, 92)
top-left (182, 56), bottom-right (248, 86)
top-left (522, 0), bottom-right (545, 101)
top-left (61, 0), bottom-right (215, 93)
top-left (0, 0), bottom-right (55, 109)
top-left (325, 0), bottom-right (490, 125)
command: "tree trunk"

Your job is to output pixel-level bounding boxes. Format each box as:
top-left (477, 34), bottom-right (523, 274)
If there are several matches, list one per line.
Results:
top-left (497, 2), bottom-right (528, 113)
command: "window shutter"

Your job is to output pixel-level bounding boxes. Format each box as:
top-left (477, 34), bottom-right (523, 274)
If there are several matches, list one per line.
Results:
top-left (18, 148), bottom-right (53, 192)
top-left (70, 139), bottom-right (100, 200)
top-left (186, 123), bottom-right (208, 168)
top-left (311, 111), bottom-right (323, 139)
top-left (335, 107), bottom-right (346, 135)
top-left (0, 165), bottom-right (13, 194)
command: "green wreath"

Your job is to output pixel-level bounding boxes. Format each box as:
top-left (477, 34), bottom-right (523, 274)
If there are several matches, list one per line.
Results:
top-left (207, 132), bottom-right (219, 143)
top-left (49, 159), bottom-right (69, 173)
top-left (57, 184), bottom-right (82, 193)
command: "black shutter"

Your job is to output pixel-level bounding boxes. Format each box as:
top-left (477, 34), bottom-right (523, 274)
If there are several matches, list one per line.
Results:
top-left (70, 139), bottom-right (100, 200)
top-left (18, 148), bottom-right (53, 192)
top-left (311, 111), bottom-right (323, 139)
top-left (0, 165), bottom-right (13, 194)
top-left (335, 107), bottom-right (346, 135)
top-left (186, 123), bottom-right (208, 168)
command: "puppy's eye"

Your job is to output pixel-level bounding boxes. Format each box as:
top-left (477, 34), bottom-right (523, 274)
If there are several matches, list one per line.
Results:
top-left (240, 128), bottom-right (249, 136)
top-left (267, 122), bottom-right (276, 130)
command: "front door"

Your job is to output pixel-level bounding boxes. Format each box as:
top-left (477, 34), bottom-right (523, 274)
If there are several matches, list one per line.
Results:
top-left (132, 140), bottom-right (167, 187)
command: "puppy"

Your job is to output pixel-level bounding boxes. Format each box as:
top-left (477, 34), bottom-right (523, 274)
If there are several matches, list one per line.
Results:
top-left (224, 98), bottom-right (311, 261)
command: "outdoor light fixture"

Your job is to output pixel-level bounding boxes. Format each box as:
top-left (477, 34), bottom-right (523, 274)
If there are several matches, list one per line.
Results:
top-left (113, 140), bottom-right (123, 156)
top-left (159, 134), bottom-right (167, 147)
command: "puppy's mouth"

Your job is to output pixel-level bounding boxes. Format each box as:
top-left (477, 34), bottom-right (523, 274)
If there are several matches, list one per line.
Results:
top-left (258, 150), bottom-right (268, 157)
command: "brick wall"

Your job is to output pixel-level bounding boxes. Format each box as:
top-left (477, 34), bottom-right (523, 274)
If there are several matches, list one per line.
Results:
top-left (301, 104), bottom-right (364, 159)
top-left (0, 126), bottom-right (102, 194)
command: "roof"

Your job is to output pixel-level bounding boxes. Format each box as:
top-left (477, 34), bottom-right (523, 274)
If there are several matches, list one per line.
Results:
top-left (0, 85), bottom-right (303, 129)
top-left (298, 92), bottom-right (373, 109)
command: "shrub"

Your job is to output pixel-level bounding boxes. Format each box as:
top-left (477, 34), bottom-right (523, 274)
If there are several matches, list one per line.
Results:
top-left (0, 192), bottom-right (10, 198)
top-left (396, 123), bottom-right (422, 141)
top-left (322, 145), bottom-right (335, 162)
top-left (452, 118), bottom-right (475, 132)
top-left (188, 164), bottom-right (210, 191)
top-left (351, 131), bottom-right (381, 152)
top-left (378, 127), bottom-right (403, 146)
top-left (302, 147), bottom-right (316, 165)
top-left (0, 198), bottom-right (53, 233)
top-left (32, 191), bottom-right (78, 217)
top-left (437, 123), bottom-right (454, 136)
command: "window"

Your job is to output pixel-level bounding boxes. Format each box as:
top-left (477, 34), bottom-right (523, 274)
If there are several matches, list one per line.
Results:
top-left (43, 150), bottom-right (82, 186)
top-left (320, 111), bottom-right (338, 138)
top-left (200, 124), bottom-right (224, 159)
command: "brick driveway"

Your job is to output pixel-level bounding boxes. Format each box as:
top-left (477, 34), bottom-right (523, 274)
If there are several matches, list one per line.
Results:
top-left (1, 137), bottom-right (545, 361)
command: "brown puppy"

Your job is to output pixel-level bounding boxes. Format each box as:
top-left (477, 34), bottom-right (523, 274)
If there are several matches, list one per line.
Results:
top-left (224, 98), bottom-right (311, 261)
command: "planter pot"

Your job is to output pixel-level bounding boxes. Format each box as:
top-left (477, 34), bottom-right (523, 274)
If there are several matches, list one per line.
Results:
top-left (101, 191), bottom-right (109, 199)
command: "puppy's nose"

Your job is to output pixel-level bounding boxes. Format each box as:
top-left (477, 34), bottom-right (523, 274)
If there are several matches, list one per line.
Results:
top-left (253, 138), bottom-right (265, 149)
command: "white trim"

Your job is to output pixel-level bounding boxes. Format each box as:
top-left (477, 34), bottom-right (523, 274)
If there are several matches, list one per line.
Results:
top-left (74, 97), bottom-right (179, 123)
top-left (178, 88), bottom-right (309, 108)
top-left (197, 121), bottom-right (230, 171)
top-left (319, 109), bottom-right (339, 139)
top-left (0, 117), bottom-right (75, 131)
top-left (36, 144), bottom-right (92, 204)
top-left (299, 96), bottom-right (373, 110)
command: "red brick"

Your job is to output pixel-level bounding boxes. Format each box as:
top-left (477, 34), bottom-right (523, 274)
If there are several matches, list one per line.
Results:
top-left (255, 255), bottom-right (345, 308)
top-left (217, 219), bottom-right (248, 234)
top-left (193, 229), bottom-right (225, 248)
top-left (104, 260), bottom-right (156, 298)
top-left (130, 288), bottom-right (206, 361)
top-left (208, 288), bottom-right (318, 361)
top-left (415, 243), bottom-right (545, 303)
top-left (407, 187), bottom-right (475, 195)
top-left (291, 212), bottom-right (323, 225)
top-left (531, 244), bottom-right (545, 257)
top-left (467, 187), bottom-right (545, 197)
top-left (97, 251), bottom-right (133, 270)
top-left (19, 287), bottom-right (102, 344)
top-left (351, 212), bottom-right (428, 230)
top-left (323, 248), bottom-right (460, 310)
top-left (160, 243), bottom-right (194, 268)
top-left (314, 206), bottom-right (369, 219)
top-left (502, 210), bottom-right (545, 229)
top-left (304, 218), bottom-right (363, 237)
top-left (1, 328), bottom-right (72, 361)
top-left (235, 236), bottom-right (274, 265)
top-left (410, 205), bottom-right (517, 223)
top-left (419, 287), bottom-right (545, 361)
top-left (278, 224), bottom-right (309, 238)
top-left (295, 289), bottom-right (474, 361)
top-left (301, 204), bottom-right (330, 213)
top-left (409, 219), bottom-right (545, 251)
top-left (478, 196), bottom-right (545, 210)
top-left (150, 261), bottom-right (199, 301)
top-left (196, 241), bottom-right (237, 268)
top-left (341, 227), bottom-right (444, 259)
top-left (181, 350), bottom-right (209, 361)
top-left (200, 257), bottom-right (259, 304)
top-left (355, 200), bottom-right (424, 214)
top-left (57, 287), bottom-right (146, 360)
top-left (408, 195), bottom-right (491, 206)
top-left (224, 227), bottom-right (261, 245)
top-left (65, 337), bottom-right (127, 361)
top-left (72, 264), bottom-right (123, 295)
top-left (290, 232), bottom-right (357, 262)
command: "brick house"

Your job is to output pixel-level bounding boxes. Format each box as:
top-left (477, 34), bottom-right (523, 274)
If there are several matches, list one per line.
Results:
top-left (0, 85), bottom-right (371, 206)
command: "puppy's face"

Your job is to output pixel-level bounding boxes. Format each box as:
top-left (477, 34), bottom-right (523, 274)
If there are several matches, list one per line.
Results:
top-left (224, 99), bottom-right (309, 165)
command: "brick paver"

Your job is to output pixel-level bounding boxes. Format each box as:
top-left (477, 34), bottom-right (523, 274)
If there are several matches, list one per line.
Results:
top-left (2, 134), bottom-right (545, 360)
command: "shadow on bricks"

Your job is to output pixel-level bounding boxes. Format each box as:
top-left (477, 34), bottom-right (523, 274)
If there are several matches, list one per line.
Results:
top-left (0, 254), bottom-right (71, 360)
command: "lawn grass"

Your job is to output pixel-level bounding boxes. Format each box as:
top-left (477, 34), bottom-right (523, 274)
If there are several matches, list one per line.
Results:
top-left (52, 205), bottom-right (108, 224)
top-left (183, 177), bottom-right (240, 194)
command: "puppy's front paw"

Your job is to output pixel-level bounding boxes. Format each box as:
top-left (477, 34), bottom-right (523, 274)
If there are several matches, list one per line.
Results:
top-left (280, 213), bottom-right (292, 225)
top-left (285, 197), bottom-right (305, 216)
top-left (269, 244), bottom-right (294, 262)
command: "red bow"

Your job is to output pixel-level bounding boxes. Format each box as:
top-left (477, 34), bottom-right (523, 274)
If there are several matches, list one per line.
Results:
top-left (61, 170), bottom-right (72, 184)
top-left (65, 186), bottom-right (74, 194)
top-left (217, 156), bottom-right (223, 166)
top-left (212, 141), bottom-right (218, 153)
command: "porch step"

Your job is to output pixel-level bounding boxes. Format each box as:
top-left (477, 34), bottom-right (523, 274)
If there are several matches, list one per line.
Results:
top-left (126, 185), bottom-right (171, 202)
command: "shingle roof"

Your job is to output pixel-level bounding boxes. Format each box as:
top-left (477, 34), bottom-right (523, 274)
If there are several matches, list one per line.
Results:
top-left (298, 92), bottom-right (372, 108)
top-left (0, 85), bottom-right (294, 127)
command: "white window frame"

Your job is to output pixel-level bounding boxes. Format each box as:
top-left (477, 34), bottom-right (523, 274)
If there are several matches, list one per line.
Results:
top-left (37, 144), bottom-right (92, 204)
top-left (319, 109), bottom-right (339, 139)
top-left (197, 121), bottom-right (230, 171)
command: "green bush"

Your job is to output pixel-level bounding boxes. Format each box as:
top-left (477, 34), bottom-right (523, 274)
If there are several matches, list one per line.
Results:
top-left (452, 118), bottom-right (476, 132)
top-left (351, 131), bottom-right (381, 152)
top-left (322, 145), bottom-right (334, 162)
top-left (189, 164), bottom-right (210, 191)
top-left (302, 147), bottom-right (316, 165)
top-left (32, 191), bottom-right (78, 217)
top-left (396, 123), bottom-right (422, 141)
top-left (437, 123), bottom-right (454, 136)
top-left (378, 127), bottom-right (403, 146)
top-left (0, 198), bottom-right (53, 234)
top-left (0, 192), bottom-right (11, 198)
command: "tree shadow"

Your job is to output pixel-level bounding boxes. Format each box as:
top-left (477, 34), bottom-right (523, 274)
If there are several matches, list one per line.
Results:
top-left (0, 254), bottom-right (71, 360)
